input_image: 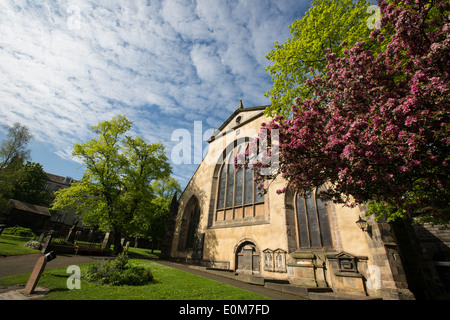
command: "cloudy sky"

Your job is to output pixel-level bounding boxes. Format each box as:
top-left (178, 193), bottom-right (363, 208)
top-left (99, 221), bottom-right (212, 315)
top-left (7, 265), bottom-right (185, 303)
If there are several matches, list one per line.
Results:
top-left (0, 0), bottom-right (311, 189)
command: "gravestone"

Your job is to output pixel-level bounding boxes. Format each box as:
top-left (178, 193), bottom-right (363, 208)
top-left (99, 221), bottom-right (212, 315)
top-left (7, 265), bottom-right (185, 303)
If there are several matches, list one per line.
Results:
top-left (41, 230), bottom-right (54, 254)
top-left (38, 232), bottom-right (46, 242)
top-left (24, 251), bottom-right (56, 294)
top-left (66, 220), bottom-right (79, 243)
top-left (124, 241), bottom-right (130, 254)
top-left (101, 232), bottom-right (112, 251)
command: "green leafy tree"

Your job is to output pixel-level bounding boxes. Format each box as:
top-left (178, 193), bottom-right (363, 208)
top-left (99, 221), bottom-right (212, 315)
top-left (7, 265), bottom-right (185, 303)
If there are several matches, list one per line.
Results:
top-left (249, 0), bottom-right (450, 225)
top-left (51, 115), bottom-right (172, 254)
top-left (12, 161), bottom-right (51, 206)
top-left (264, 0), bottom-right (382, 117)
top-left (149, 177), bottom-right (181, 248)
top-left (129, 176), bottom-right (181, 251)
top-left (0, 123), bottom-right (33, 213)
top-left (0, 123), bottom-right (33, 169)
top-left (152, 176), bottom-right (181, 203)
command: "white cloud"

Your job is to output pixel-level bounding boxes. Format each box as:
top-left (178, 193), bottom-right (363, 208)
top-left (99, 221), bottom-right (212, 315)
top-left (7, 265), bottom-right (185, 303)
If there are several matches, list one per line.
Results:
top-left (0, 0), bottom-right (310, 188)
top-left (190, 44), bottom-right (227, 83)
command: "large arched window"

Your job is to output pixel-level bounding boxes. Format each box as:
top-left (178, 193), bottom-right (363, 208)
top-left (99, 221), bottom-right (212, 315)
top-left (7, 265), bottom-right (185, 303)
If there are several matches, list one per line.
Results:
top-left (295, 188), bottom-right (333, 248)
top-left (185, 202), bottom-right (200, 249)
top-left (215, 141), bottom-right (265, 222)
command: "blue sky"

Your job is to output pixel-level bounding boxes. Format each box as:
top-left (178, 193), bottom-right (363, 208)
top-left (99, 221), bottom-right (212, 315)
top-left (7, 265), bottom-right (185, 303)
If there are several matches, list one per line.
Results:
top-left (0, 0), bottom-right (312, 189)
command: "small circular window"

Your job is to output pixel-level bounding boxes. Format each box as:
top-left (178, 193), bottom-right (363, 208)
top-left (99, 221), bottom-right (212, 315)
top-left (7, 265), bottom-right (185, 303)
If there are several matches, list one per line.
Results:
top-left (236, 116), bottom-right (242, 124)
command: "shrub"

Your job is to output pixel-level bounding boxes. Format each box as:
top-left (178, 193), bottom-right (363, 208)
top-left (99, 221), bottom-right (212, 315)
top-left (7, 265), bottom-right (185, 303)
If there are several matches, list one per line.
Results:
top-left (3, 226), bottom-right (36, 237)
top-left (51, 237), bottom-right (75, 246)
top-left (84, 253), bottom-right (154, 286)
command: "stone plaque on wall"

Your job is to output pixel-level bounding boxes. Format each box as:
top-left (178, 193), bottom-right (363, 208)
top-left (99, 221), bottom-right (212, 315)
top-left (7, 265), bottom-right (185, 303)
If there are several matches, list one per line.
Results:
top-left (263, 248), bottom-right (286, 273)
top-left (263, 249), bottom-right (273, 271)
top-left (275, 249), bottom-right (287, 272)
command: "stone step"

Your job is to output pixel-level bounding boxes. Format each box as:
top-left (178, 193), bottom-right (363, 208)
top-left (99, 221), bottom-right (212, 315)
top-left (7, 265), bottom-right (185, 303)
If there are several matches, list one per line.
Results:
top-left (308, 291), bottom-right (382, 300)
top-left (264, 282), bottom-right (332, 299)
top-left (234, 274), bottom-right (266, 285)
top-left (203, 268), bottom-right (266, 285)
top-left (202, 266), bottom-right (381, 300)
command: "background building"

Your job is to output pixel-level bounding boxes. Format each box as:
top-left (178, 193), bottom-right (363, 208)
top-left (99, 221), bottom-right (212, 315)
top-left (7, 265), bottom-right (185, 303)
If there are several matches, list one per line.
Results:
top-left (44, 173), bottom-right (80, 226)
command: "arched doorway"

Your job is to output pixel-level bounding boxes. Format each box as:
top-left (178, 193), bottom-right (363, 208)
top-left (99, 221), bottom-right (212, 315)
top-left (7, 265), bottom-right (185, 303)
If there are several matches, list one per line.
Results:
top-left (235, 240), bottom-right (260, 275)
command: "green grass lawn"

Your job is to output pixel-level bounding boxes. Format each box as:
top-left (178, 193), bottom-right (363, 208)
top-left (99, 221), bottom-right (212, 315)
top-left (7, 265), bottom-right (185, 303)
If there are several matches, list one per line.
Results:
top-left (0, 259), bottom-right (271, 300)
top-left (0, 234), bottom-right (39, 257)
top-left (0, 235), bottom-right (270, 300)
top-left (127, 247), bottom-right (161, 259)
top-left (0, 233), bottom-right (160, 258)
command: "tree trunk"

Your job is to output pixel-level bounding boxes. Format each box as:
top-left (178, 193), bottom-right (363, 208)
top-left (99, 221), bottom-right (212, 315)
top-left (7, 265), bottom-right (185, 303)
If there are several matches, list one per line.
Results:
top-left (112, 229), bottom-right (123, 255)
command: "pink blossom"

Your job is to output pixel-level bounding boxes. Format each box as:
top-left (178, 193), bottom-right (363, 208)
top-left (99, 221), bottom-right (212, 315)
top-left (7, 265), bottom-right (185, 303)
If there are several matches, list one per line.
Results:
top-left (248, 0), bottom-right (450, 224)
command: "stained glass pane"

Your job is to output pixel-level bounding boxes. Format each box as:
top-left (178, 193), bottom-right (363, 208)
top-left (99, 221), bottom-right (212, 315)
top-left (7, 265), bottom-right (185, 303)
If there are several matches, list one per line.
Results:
top-left (235, 146), bottom-right (244, 206)
top-left (254, 175), bottom-right (264, 202)
top-left (186, 205), bottom-right (199, 249)
top-left (296, 196), bottom-right (309, 247)
top-left (305, 192), bottom-right (321, 247)
top-left (235, 168), bottom-right (243, 205)
top-left (216, 141), bottom-right (265, 219)
top-left (316, 187), bottom-right (332, 247)
top-left (244, 168), bottom-right (253, 204)
top-left (217, 165), bottom-right (226, 209)
top-left (226, 154), bottom-right (235, 208)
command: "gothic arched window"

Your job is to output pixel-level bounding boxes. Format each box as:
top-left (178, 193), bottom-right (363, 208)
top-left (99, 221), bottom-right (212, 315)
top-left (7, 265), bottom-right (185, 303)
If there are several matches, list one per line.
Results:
top-left (178, 196), bottom-right (200, 250)
top-left (185, 202), bottom-right (200, 249)
top-left (215, 141), bottom-right (264, 222)
top-left (295, 188), bottom-right (333, 248)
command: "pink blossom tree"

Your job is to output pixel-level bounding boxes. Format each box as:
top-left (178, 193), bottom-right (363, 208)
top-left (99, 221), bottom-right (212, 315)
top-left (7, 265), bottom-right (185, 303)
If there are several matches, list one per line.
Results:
top-left (243, 0), bottom-right (449, 225)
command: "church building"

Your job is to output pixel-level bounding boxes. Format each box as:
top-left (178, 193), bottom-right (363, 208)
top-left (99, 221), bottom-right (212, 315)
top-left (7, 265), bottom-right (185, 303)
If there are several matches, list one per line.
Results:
top-left (164, 102), bottom-right (450, 300)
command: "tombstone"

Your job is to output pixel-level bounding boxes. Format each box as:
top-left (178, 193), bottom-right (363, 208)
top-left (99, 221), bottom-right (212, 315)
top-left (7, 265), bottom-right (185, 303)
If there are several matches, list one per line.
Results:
top-left (38, 232), bottom-right (46, 242)
top-left (123, 241), bottom-right (130, 254)
top-left (24, 251), bottom-right (56, 294)
top-left (66, 220), bottom-right (79, 243)
top-left (101, 232), bottom-right (112, 251)
top-left (65, 227), bottom-right (76, 243)
top-left (41, 230), bottom-right (54, 254)
top-left (287, 251), bottom-right (318, 287)
top-left (274, 249), bottom-right (287, 272)
top-left (326, 251), bottom-right (368, 296)
top-left (242, 245), bottom-right (254, 272)
top-left (263, 249), bottom-right (274, 271)
top-left (236, 243), bottom-right (260, 275)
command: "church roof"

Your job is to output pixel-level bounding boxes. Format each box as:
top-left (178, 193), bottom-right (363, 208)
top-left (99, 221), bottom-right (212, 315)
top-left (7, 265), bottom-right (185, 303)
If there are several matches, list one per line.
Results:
top-left (217, 101), bottom-right (268, 132)
top-left (179, 102), bottom-right (270, 200)
top-left (208, 101), bottom-right (269, 142)
top-left (8, 199), bottom-right (51, 217)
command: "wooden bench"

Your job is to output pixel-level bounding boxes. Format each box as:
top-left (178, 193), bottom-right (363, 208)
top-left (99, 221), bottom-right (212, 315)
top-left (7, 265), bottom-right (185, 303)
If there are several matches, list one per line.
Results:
top-left (74, 242), bottom-right (104, 255)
